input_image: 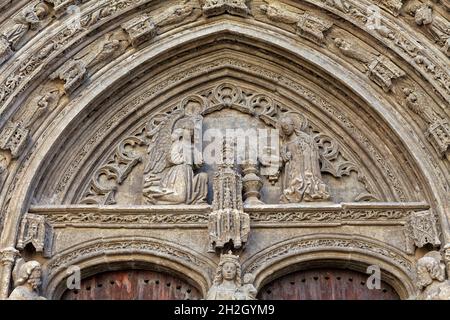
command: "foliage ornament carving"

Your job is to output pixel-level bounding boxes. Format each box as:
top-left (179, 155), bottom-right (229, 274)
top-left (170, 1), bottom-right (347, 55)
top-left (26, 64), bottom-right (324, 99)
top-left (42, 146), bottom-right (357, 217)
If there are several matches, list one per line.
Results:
top-left (260, 2), bottom-right (333, 45)
top-left (404, 210), bottom-right (441, 255)
top-left (8, 259), bottom-right (46, 300)
top-left (414, 251), bottom-right (450, 300)
top-left (17, 214), bottom-right (53, 258)
top-left (206, 251), bottom-right (256, 300)
top-left (202, 0), bottom-right (251, 18)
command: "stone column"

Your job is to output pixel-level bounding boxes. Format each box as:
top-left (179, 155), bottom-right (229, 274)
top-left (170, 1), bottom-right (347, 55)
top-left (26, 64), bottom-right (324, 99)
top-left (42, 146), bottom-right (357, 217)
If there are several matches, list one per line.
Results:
top-left (0, 247), bottom-right (18, 299)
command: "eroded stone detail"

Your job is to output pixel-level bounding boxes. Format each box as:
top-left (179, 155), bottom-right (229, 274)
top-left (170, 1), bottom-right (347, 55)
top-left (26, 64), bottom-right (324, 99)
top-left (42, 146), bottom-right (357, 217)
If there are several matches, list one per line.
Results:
top-left (208, 139), bottom-right (250, 251)
top-left (122, 2), bottom-right (200, 47)
top-left (17, 214), bottom-right (53, 257)
top-left (260, 2), bottom-right (333, 45)
top-left (404, 210), bottom-right (441, 254)
top-left (403, 88), bottom-right (450, 159)
top-left (8, 259), bottom-right (46, 300)
top-left (415, 251), bottom-right (450, 300)
top-left (202, 0), bottom-right (250, 17)
top-left (206, 251), bottom-right (256, 300)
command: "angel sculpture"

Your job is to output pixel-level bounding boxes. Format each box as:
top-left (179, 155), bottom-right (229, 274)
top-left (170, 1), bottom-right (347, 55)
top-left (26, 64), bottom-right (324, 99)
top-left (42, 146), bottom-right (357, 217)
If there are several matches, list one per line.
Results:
top-left (278, 113), bottom-right (330, 203)
top-left (143, 100), bottom-right (208, 205)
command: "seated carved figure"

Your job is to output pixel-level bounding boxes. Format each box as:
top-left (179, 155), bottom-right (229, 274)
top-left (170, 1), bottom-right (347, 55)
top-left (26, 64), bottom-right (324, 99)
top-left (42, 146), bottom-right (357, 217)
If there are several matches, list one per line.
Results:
top-left (415, 251), bottom-right (450, 300)
top-left (8, 260), bottom-right (46, 300)
top-left (143, 105), bottom-right (208, 205)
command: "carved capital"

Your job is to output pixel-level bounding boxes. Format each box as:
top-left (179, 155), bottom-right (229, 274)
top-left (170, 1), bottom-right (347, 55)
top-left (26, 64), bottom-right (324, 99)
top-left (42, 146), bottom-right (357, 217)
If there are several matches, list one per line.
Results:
top-left (296, 13), bottom-right (333, 44)
top-left (368, 56), bottom-right (405, 92)
top-left (0, 247), bottom-right (19, 266)
top-left (17, 214), bottom-right (53, 258)
top-left (121, 15), bottom-right (157, 48)
top-left (426, 119), bottom-right (450, 159)
top-left (0, 121), bottom-right (30, 159)
top-left (404, 210), bottom-right (441, 254)
top-left (202, 0), bottom-right (250, 18)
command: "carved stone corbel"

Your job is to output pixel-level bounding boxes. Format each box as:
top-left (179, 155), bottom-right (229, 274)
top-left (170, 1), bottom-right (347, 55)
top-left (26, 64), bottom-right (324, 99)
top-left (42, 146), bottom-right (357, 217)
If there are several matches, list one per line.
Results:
top-left (0, 121), bottom-right (30, 159)
top-left (122, 15), bottom-right (156, 48)
top-left (296, 13), bottom-right (333, 44)
top-left (368, 56), bottom-right (405, 92)
top-left (50, 59), bottom-right (87, 95)
top-left (404, 210), bottom-right (441, 254)
top-left (202, 0), bottom-right (250, 18)
top-left (17, 214), bottom-right (53, 258)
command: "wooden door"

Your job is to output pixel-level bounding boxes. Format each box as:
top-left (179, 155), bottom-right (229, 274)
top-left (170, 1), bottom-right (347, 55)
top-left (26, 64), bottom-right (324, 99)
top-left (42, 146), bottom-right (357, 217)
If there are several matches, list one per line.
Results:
top-left (61, 269), bottom-right (202, 300)
top-left (258, 268), bottom-right (399, 300)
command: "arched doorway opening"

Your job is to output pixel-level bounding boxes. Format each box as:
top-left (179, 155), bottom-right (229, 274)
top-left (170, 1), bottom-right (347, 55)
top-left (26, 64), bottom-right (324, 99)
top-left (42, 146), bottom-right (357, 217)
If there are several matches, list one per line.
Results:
top-left (61, 269), bottom-right (202, 300)
top-left (258, 268), bottom-right (399, 300)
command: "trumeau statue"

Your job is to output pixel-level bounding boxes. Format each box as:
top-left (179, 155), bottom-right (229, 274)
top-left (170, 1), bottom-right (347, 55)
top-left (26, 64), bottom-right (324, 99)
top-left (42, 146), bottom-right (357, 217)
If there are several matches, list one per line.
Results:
top-left (143, 96), bottom-right (208, 205)
top-left (8, 259), bottom-right (46, 300)
top-left (206, 251), bottom-right (256, 300)
top-left (415, 251), bottom-right (450, 300)
top-left (278, 113), bottom-right (330, 203)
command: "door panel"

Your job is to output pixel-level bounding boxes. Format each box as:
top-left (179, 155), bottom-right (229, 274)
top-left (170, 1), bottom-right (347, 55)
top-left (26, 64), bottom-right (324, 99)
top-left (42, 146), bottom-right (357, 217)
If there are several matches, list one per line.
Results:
top-left (258, 268), bottom-right (399, 300)
top-left (61, 269), bottom-right (201, 300)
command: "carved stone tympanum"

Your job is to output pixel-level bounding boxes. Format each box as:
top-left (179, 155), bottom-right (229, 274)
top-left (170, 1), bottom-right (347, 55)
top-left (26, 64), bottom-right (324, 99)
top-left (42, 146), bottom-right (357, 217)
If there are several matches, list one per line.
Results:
top-left (206, 251), bottom-right (256, 300)
top-left (8, 259), bottom-right (46, 300)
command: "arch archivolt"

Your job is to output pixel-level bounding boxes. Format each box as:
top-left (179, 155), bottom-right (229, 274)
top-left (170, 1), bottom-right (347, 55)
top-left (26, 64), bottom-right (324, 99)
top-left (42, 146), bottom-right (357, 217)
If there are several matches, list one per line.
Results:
top-left (243, 233), bottom-right (417, 299)
top-left (0, 0), bottom-right (448, 300)
top-left (43, 236), bottom-right (216, 299)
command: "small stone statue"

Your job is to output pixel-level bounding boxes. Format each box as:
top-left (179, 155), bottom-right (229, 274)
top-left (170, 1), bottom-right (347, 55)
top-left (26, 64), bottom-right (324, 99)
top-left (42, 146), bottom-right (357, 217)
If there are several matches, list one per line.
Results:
top-left (278, 113), bottom-right (330, 203)
top-left (206, 251), bottom-right (257, 300)
top-left (8, 259), bottom-right (46, 300)
top-left (415, 251), bottom-right (450, 300)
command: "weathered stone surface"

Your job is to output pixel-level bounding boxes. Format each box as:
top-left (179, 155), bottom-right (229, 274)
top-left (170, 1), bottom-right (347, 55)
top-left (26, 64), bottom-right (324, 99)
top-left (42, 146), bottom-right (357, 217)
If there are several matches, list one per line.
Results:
top-left (0, 0), bottom-right (448, 300)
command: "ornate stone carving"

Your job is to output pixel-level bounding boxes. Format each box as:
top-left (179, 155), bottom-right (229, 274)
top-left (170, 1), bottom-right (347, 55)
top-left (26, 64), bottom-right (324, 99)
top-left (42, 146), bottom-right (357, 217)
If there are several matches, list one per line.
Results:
top-left (50, 60), bottom-right (87, 95)
top-left (17, 214), bottom-right (53, 257)
top-left (202, 0), bottom-right (250, 18)
top-left (278, 113), bottom-right (330, 203)
top-left (260, 2), bottom-right (333, 44)
top-left (143, 98), bottom-right (208, 205)
top-left (404, 210), bottom-right (441, 254)
top-left (368, 56), bottom-right (405, 92)
top-left (413, 3), bottom-right (433, 26)
top-left (0, 121), bottom-right (30, 159)
top-left (245, 235), bottom-right (414, 274)
top-left (46, 237), bottom-right (214, 277)
top-left (44, 0), bottom-right (77, 17)
top-left (415, 251), bottom-right (450, 300)
top-left (403, 88), bottom-right (450, 159)
top-left (206, 251), bottom-right (256, 300)
top-left (378, 0), bottom-right (404, 17)
top-left (241, 161), bottom-right (263, 205)
top-left (1, 2), bottom-right (49, 50)
top-left (123, 2), bottom-right (199, 47)
top-left (81, 135), bottom-right (146, 205)
top-left (334, 37), bottom-right (372, 64)
top-left (8, 259), bottom-right (46, 300)
top-left (209, 138), bottom-right (250, 251)
top-left (0, 247), bottom-right (19, 299)
top-left (51, 31), bottom-right (131, 95)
